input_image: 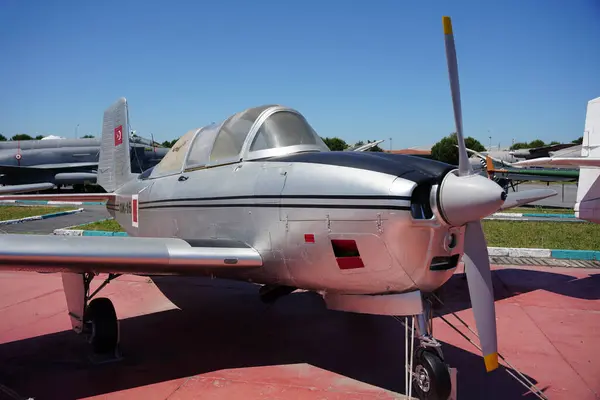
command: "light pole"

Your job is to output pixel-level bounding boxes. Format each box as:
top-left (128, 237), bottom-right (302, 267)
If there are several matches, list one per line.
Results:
top-left (75, 124), bottom-right (79, 139)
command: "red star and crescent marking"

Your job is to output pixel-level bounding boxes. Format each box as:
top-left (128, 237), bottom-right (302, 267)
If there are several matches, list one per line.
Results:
top-left (114, 125), bottom-right (123, 146)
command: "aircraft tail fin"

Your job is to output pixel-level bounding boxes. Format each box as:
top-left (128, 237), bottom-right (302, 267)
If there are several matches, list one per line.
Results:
top-left (97, 97), bottom-right (136, 193)
top-left (576, 97), bottom-right (600, 223)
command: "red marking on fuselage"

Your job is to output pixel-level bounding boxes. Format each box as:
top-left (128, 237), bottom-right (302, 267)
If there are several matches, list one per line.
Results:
top-left (132, 198), bottom-right (138, 223)
top-left (114, 125), bottom-right (123, 146)
top-left (336, 257), bottom-right (365, 270)
top-left (304, 234), bottom-right (315, 243)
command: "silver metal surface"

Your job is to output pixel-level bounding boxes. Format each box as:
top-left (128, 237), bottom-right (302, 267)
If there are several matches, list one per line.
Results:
top-left (0, 235), bottom-right (262, 274)
top-left (323, 290), bottom-right (424, 316)
top-left (61, 272), bottom-right (86, 333)
top-left (462, 221), bottom-right (497, 362)
top-left (437, 171), bottom-right (506, 226)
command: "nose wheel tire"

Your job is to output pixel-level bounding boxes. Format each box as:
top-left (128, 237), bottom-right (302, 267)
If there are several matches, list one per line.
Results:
top-left (412, 349), bottom-right (451, 400)
top-left (85, 297), bottom-right (119, 355)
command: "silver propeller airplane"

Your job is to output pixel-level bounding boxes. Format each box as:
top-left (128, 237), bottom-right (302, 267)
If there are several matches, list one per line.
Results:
top-left (0, 17), bottom-right (556, 399)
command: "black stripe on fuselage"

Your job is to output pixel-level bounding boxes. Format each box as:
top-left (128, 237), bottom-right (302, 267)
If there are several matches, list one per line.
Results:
top-left (139, 194), bottom-right (411, 206)
top-left (139, 203), bottom-right (410, 211)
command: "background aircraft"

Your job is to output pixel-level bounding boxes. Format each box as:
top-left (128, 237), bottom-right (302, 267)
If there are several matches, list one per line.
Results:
top-left (0, 18), bottom-right (556, 399)
top-left (0, 134), bottom-right (168, 194)
top-left (514, 96), bottom-right (600, 223)
top-left (471, 142), bottom-right (579, 165)
top-left (463, 148), bottom-right (579, 191)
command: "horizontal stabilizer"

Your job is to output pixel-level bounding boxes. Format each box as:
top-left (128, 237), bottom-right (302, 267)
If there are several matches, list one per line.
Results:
top-left (0, 183), bottom-right (56, 194)
top-left (513, 157), bottom-right (600, 168)
top-left (500, 189), bottom-right (557, 210)
top-left (0, 235), bottom-right (263, 275)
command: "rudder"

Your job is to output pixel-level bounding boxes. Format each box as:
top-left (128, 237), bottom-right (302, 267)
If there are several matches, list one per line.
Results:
top-left (97, 97), bottom-right (136, 192)
top-left (575, 96), bottom-right (600, 223)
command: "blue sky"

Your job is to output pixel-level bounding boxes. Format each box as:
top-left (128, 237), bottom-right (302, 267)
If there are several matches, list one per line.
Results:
top-left (1, 0), bottom-right (599, 149)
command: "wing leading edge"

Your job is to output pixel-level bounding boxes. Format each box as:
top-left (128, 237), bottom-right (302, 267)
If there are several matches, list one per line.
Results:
top-left (0, 235), bottom-right (263, 275)
top-left (513, 157), bottom-right (600, 168)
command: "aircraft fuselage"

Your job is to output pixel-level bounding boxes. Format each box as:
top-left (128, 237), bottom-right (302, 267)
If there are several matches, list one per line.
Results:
top-left (108, 152), bottom-right (466, 295)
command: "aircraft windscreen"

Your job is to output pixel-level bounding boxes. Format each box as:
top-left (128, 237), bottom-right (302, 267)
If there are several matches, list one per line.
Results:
top-left (150, 129), bottom-right (197, 178)
top-left (250, 111), bottom-right (329, 152)
top-left (209, 105), bottom-right (275, 164)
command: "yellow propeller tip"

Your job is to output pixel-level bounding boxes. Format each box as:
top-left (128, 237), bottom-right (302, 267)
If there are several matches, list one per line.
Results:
top-left (442, 16), bottom-right (453, 35)
top-left (484, 352), bottom-right (499, 372)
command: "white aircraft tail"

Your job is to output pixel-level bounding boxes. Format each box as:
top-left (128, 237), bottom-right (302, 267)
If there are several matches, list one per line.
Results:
top-left (97, 97), bottom-right (136, 192)
top-left (575, 97), bottom-right (600, 223)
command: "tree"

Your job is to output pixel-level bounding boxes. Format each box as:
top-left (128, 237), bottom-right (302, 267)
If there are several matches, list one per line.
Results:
top-left (528, 139), bottom-right (545, 148)
top-left (321, 137), bottom-right (348, 151)
top-left (510, 142), bottom-right (529, 150)
top-left (82, 134), bottom-right (95, 138)
top-left (0, 134), bottom-right (6, 141)
top-left (549, 141), bottom-right (560, 145)
top-left (11, 134), bottom-right (33, 141)
top-left (572, 136), bottom-right (583, 145)
top-left (35, 135), bottom-right (44, 140)
top-left (430, 132), bottom-right (486, 165)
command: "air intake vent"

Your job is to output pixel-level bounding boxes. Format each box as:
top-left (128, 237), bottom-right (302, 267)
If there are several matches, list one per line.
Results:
top-left (410, 184), bottom-right (433, 219)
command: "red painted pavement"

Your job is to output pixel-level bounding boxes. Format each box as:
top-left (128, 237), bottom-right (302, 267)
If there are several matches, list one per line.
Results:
top-left (0, 265), bottom-right (598, 400)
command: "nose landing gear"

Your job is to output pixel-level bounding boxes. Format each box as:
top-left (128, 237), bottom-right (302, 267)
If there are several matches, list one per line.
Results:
top-left (412, 347), bottom-right (452, 400)
top-left (397, 296), bottom-right (453, 400)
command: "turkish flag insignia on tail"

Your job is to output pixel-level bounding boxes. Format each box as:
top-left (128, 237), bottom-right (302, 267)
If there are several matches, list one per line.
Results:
top-left (114, 125), bottom-right (123, 146)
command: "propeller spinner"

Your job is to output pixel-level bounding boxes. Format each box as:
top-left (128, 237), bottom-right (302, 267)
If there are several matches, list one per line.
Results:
top-left (441, 15), bottom-right (500, 373)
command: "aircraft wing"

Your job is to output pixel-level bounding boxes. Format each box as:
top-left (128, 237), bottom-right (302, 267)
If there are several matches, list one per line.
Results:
top-left (350, 140), bottom-right (385, 152)
top-left (0, 162), bottom-right (98, 174)
top-left (499, 189), bottom-right (557, 210)
top-left (0, 183), bottom-right (56, 194)
top-left (0, 234), bottom-right (263, 275)
top-left (513, 157), bottom-right (600, 168)
top-left (0, 192), bottom-right (114, 202)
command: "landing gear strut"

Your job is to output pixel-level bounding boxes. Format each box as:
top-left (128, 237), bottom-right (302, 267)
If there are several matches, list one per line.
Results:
top-left (400, 296), bottom-right (452, 400)
top-left (62, 272), bottom-right (121, 360)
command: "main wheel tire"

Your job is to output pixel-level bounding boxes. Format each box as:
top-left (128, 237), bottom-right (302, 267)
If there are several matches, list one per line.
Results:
top-left (85, 297), bottom-right (119, 354)
top-left (412, 349), bottom-right (451, 400)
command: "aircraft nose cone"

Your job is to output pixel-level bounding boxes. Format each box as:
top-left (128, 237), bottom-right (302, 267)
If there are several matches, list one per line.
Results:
top-left (437, 172), bottom-right (505, 226)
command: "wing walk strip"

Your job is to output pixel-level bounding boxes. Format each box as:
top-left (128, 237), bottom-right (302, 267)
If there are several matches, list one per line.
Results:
top-left (134, 195), bottom-right (412, 211)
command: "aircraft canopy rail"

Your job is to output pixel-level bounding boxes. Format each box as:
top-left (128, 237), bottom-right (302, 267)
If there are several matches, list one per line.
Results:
top-left (148, 105), bottom-right (330, 179)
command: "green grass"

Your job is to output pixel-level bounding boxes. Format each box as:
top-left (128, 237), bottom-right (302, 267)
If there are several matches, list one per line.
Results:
top-left (0, 205), bottom-right (77, 221)
top-left (75, 219), bottom-right (124, 232)
top-left (502, 206), bottom-right (573, 214)
top-left (77, 217), bottom-right (599, 251)
top-left (482, 220), bottom-right (600, 250)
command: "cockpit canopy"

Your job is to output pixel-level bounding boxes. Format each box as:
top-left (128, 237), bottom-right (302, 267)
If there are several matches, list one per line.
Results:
top-left (149, 105), bottom-right (329, 179)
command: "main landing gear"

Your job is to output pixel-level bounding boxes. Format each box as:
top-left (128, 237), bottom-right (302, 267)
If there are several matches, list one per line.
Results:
top-left (61, 272), bottom-right (122, 361)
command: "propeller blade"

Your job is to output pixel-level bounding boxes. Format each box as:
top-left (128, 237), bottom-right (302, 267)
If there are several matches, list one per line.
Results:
top-left (443, 16), bottom-right (472, 177)
top-left (500, 189), bottom-right (557, 210)
top-left (463, 220), bottom-right (499, 372)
